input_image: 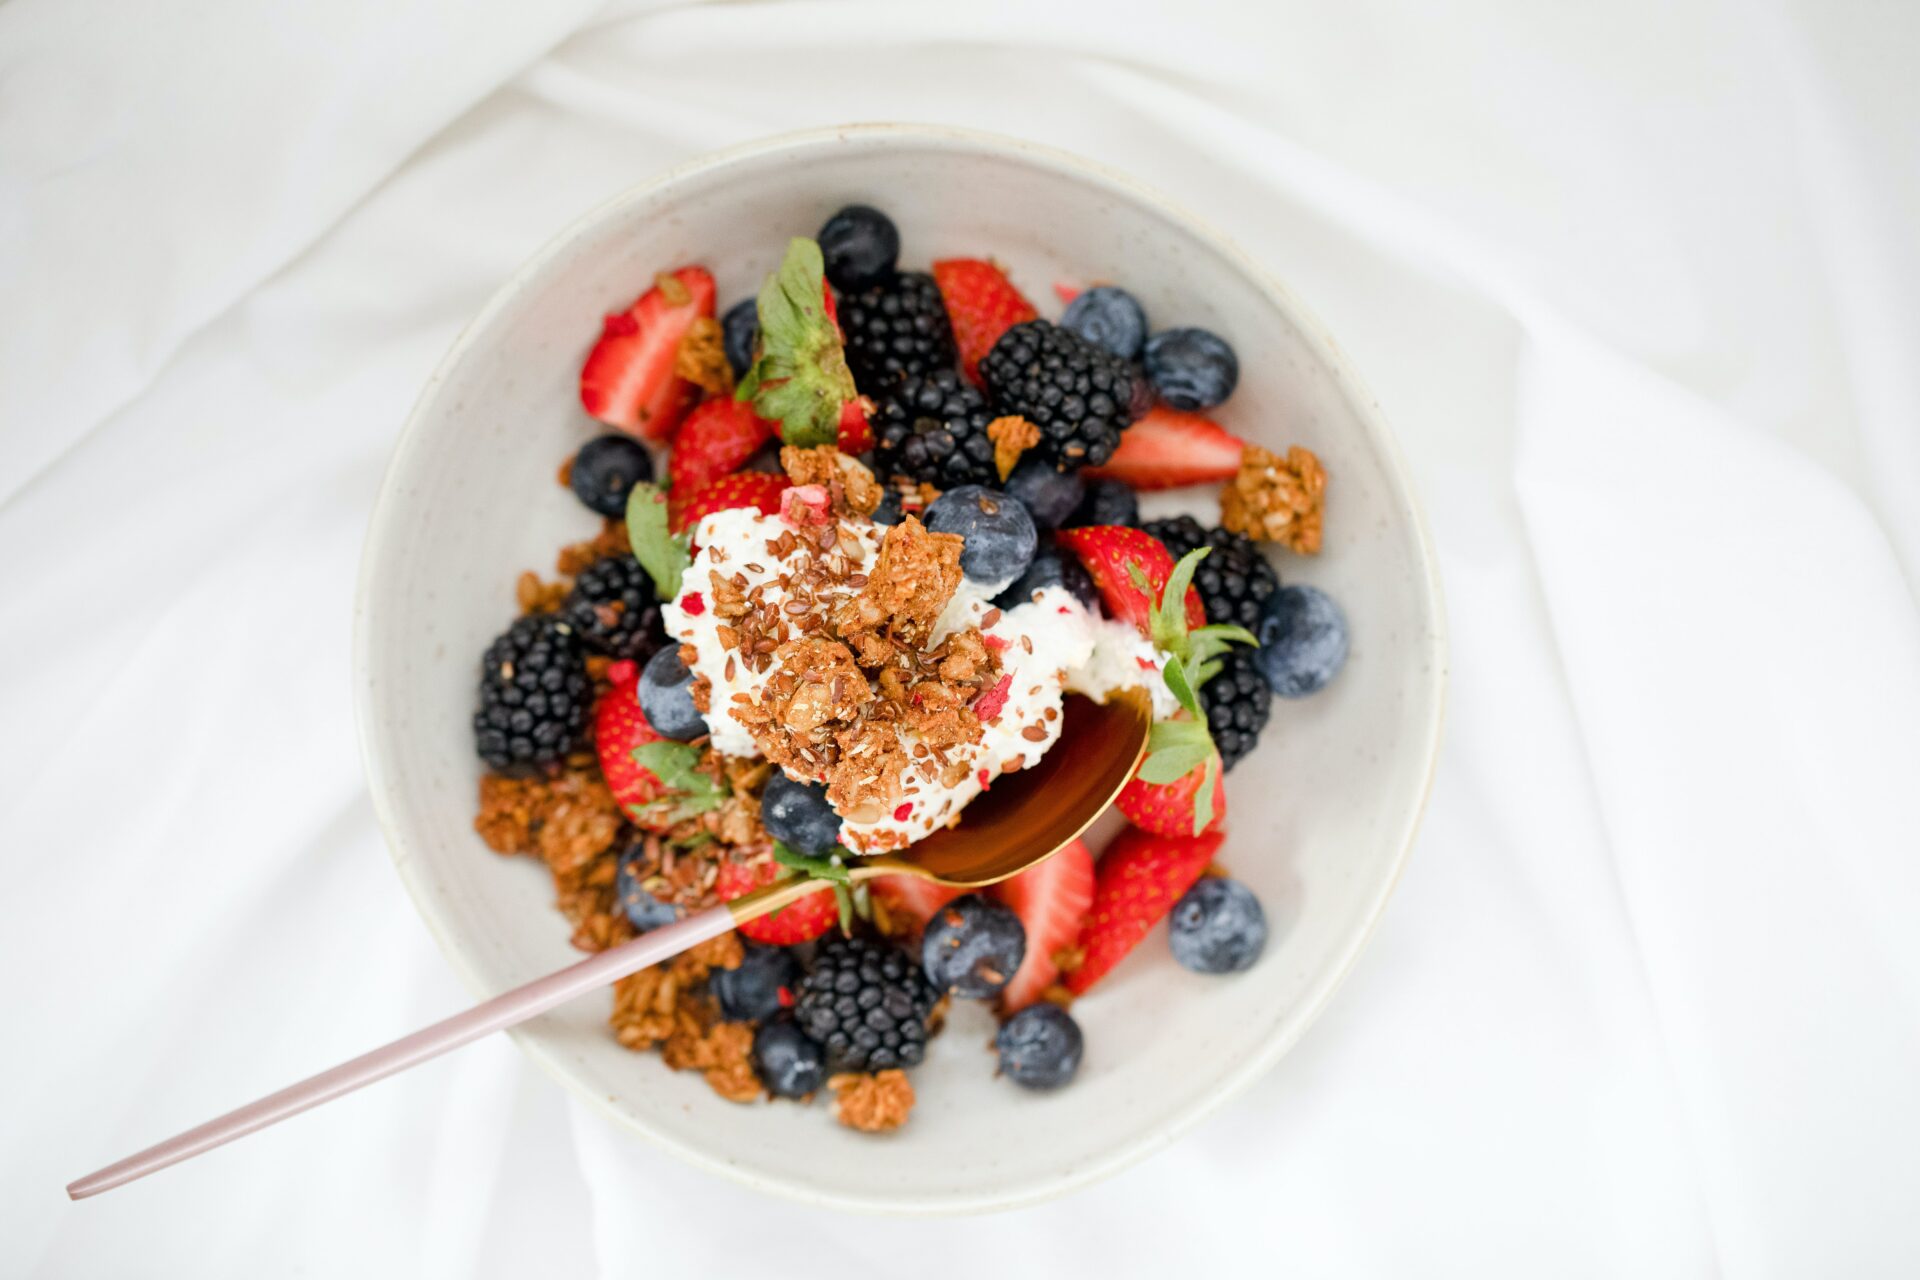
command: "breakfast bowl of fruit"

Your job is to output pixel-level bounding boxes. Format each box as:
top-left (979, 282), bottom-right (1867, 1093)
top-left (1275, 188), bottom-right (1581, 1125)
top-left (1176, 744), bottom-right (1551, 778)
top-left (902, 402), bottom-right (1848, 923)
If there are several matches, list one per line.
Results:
top-left (354, 123), bottom-right (1445, 1213)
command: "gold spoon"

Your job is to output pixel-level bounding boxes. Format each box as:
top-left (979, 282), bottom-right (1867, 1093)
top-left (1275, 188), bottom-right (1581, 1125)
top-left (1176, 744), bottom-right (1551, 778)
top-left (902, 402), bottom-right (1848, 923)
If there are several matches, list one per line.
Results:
top-left (67, 687), bottom-right (1151, 1200)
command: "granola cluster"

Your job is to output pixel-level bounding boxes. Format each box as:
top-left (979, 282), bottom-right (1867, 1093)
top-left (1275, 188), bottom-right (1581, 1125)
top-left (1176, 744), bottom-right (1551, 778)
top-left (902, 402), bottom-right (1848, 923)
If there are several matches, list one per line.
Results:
top-left (610, 932), bottom-right (761, 1103)
top-left (1220, 443), bottom-right (1327, 554)
top-left (830, 1069), bottom-right (916, 1132)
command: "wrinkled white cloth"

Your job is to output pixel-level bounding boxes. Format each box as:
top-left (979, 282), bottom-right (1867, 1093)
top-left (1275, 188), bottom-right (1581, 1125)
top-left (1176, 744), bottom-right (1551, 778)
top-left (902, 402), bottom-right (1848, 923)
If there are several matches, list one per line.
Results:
top-left (5, 1), bottom-right (1918, 1275)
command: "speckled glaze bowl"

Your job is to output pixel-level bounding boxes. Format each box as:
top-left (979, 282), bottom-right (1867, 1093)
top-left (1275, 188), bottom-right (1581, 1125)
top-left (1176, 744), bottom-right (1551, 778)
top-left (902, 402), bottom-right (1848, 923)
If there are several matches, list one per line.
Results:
top-left (354, 124), bottom-right (1446, 1214)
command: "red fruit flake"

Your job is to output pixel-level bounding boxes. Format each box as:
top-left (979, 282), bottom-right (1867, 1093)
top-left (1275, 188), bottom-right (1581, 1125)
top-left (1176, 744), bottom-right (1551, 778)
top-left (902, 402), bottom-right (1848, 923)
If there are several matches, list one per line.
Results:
top-left (978, 769), bottom-right (991, 789)
top-left (679, 592), bottom-right (705, 616)
top-left (982, 633), bottom-right (1008, 652)
top-left (974, 674), bottom-right (1012, 721)
top-left (894, 802), bottom-right (913, 821)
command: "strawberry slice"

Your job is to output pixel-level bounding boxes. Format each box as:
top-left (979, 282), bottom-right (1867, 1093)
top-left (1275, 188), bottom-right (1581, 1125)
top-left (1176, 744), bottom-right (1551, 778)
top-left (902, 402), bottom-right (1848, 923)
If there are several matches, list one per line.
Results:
top-left (1065, 827), bottom-right (1223, 994)
top-left (1054, 525), bottom-right (1206, 634)
top-left (870, 875), bottom-right (964, 938)
top-left (672, 472), bottom-right (790, 534)
top-left (837, 395), bottom-right (875, 453)
top-left (593, 661), bottom-right (670, 827)
top-left (989, 839), bottom-right (1095, 1011)
top-left (667, 398), bottom-right (776, 497)
top-left (1116, 747), bottom-right (1226, 837)
top-left (714, 859), bottom-right (838, 945)
top-left (933, 258), bottom-right (1038, 384)
top-left (580, 267), bottom-right (717, 442)
top-left (1084, 406), bottom-right (1246, 490)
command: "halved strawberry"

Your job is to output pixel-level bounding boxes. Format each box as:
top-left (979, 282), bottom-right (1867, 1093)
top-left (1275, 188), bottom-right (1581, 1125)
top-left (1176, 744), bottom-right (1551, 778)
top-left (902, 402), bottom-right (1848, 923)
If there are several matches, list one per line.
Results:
top-left (1116, 747), bottom-right (1226, 837)
top-left (672, 472), bottom-right (790, 533)
top-left (1084, 406), bottom-right (1246, 490)
top-left (593, 661), bottom-right (669, 827)
top-left (667, 398), bottom-right (775, 497)
top-left (932, 258), bottom-right (1038, 384)
top-left (580, 266), bottom-right (717, 442)
top-left (837, 395), bottom-right (875, 454)
top-left (1054, 525), bottom-right (1206, 634)
top-left (714, 859), bottom-right (838, 945)
top-left (870, 875), bottom-right (964, 938)
top-left (1065, 827), bottom-right (1223, 994)
top-left (989, 838), bottom-right (1095, 1011)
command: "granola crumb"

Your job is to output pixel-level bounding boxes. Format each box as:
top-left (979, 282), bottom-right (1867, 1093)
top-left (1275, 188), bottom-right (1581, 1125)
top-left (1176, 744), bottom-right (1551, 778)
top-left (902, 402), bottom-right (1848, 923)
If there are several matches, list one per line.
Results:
top-left (675, 314), bottom-right (734, 397)
top-left (987, 414), bottom-right (1040, 481)
top-left (1220, 444), bottom-right (1326, 554)
top-left (556, 519), bottom-right (632, 576)
top-left (829, 1069), bottom-right (914, 1132)
top-left (516, 570), bottom-right (569, 615)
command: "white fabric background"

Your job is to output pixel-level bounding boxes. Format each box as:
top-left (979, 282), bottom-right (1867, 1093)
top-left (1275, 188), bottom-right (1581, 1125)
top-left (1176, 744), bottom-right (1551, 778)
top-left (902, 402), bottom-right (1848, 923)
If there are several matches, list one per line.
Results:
top-left (5, 1), bottom-right (1918, 1275)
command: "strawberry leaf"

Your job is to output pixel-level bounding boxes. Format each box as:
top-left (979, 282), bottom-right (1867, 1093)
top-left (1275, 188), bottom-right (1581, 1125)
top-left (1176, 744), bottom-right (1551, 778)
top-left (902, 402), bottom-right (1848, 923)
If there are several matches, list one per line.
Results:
top-left (630, 741), bottom-right (723, 822)
top-left (1162, 654), bottom-right (1204, 719)
top-left (739, 238), bottom-right (855, 447)
top-left (1140, 718), bottom-right (1212, 783)
top-left (771, 841), bottom-right (851, 884)
top-left (1192, 753), bottom-right (1221, 835)
top-left (625, 481), bottom-right (690, 599)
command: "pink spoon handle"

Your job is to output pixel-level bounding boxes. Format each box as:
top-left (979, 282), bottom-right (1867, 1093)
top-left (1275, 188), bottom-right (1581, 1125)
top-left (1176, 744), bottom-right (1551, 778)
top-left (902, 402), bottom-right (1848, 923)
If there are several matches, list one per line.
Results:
top-left (67, 905), bottom-right (736, 1200)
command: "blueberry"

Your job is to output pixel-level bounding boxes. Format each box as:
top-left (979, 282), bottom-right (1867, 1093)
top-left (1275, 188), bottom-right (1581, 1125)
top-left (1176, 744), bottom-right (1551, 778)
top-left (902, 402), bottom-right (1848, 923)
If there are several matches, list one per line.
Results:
top-left (1067, 478), bottom-right (1139, 528)
top-left (1003, 458), bottom-right (1085, 531)
top-left (712, 943), bottom-right (802, 1022)
top-left (1061, 286), bottom-right (1148, 359)
top-left (753, 1017), bottom-right (829, 1098)
top-left (995, 1004), bottom-right (1083, 1090)
top-left (1254, 584), bottom-right (1348, 697)
top-left (992, 537), bottom-right (1097, 611)
top-left (921, 895), bottom-right (1027, 998)
top-left (818, 205), bottom-right (900, 293)
top-left (1144, 327), bottom-right (1239, 410)
top-left (871, 491), bottom-right (904, 526)
top-left (1168, 878), bottom-right (1268, 974)
top-left (638, 645), bottom-right (705, 740)
top-left (760, 771), bottom-right (842, 856)
top-left (615, 845), bottom-right (683, 932)
top-left (721, 297), bottom-right (759, 377)
top-left (923, 485), bottom-right (1037, 585)
top-left (569, 435), bottom-right (654, 518)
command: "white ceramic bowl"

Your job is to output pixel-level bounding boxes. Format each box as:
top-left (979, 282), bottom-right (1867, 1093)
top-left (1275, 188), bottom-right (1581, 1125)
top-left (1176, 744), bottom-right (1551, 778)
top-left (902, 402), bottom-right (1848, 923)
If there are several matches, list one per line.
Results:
top-left (355, 124), bottom-right (1445, 1214)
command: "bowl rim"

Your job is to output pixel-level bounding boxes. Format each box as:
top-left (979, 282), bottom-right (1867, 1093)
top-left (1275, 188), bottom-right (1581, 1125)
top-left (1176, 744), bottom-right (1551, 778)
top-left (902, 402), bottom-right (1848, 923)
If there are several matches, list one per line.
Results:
top-left (352, 121), bottom-right (1449, 1216)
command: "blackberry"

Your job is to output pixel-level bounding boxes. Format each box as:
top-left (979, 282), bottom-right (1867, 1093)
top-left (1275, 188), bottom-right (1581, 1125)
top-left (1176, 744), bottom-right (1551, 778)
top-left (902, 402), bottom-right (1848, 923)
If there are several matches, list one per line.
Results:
top-left (979, 320), bottom-right (1140, 471)
top-left (794, 936), bottom-right (938, 1072)
top-left (838, 271), bottom-right (957, 394)
top-left (871, 367), bottom-right (997, 488)
top-left (1141, 516), bottom-right (1278, 631)
top-left (1198, 643), bottom-right (1273, 771)
top-left (559, 556), bottom-right (665, 661)
top-left (473, 614), bottom-right (590, 771)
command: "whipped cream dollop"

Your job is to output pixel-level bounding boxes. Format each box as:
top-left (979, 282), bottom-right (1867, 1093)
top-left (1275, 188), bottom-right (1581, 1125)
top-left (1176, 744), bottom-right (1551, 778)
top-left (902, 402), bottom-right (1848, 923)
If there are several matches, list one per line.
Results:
top-left (661, 508), bottom-right (1171, 853)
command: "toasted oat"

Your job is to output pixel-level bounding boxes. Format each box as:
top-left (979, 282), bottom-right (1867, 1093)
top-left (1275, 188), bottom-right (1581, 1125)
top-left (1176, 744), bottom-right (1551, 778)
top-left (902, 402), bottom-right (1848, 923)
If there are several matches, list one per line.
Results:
top-left (830, 1070), bottom-right (914, 1132)
top-left (1221, 444), bottom-right (1326, 554)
